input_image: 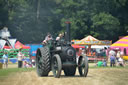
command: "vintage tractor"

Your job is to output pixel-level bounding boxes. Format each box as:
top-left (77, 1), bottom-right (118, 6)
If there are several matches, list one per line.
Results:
top-left (36, 22), bottom-right (88, 78)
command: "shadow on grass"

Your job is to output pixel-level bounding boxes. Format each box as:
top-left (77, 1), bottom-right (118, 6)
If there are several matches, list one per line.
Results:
top-left (47, 74), bottom-right (92, 78)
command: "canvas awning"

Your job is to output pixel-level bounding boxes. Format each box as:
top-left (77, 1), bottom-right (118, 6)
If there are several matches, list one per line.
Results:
top-left (15, 41), bottom-right (30, 49)
top-left (81, 35), bottom-right (99, 41)
top-left (0, 39), bottom-right (16, 49)
top-left (111, 36), bottom-right (128, 49)
top-left (72, 35), bottom-right (112, 45)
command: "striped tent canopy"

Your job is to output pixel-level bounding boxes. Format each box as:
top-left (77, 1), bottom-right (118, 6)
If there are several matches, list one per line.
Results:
top-left (111, 36), bottom-right (128, 48)
top-left (111, 36), bottom-right (128, 60)
top-left (81, 35), bottom-right (99, 41)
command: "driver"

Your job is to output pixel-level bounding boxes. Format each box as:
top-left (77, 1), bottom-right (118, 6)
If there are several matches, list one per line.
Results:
top-left (56, 33), bottom-right (64, 41)
top-left (42, 33), bottom-right (53, 44)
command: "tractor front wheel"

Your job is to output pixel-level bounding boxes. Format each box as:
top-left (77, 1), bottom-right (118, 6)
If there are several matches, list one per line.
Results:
top-left (52, 54), bottom-right (62, 78)
top-left (78, 56), bottom-right (88, 77)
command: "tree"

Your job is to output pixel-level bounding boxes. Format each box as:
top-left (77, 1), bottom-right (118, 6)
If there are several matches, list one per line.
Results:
top-left (91, 12), bottom-right (120, 41)
top-left (0, 0), bottom-right (128, 43)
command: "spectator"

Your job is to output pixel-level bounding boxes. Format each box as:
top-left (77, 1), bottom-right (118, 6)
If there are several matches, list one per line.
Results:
top-left (116, 51), bottom-right (121, 60)
top-left (108, 50), bottom-right (116, 62)
top-left (110, 55), bottom-right (116, 67)
top-left (97, 61), bottom-right (103, 67)
top-left (103, 59), bottom-right (107, 67)
top-left (118, 57), bottom-right (124, 67)
top-left (17, 48), bottom-right (24, 68)
top-left (24, 60), bottom-right (29, 68)
top-left (120, 51), bottom-right (124, 57)
top-left (116, 51), bottom-right (121, 65)
top-left (32, 59), bottom-right (35, 68)
top-left (2, 52), bottom-right (8, 68)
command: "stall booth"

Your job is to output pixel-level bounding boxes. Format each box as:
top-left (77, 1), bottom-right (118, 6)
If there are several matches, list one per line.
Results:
top-left (72, 35), bottom-right (112, 61)
top-left (0, 40), bottom-right (30, 64)
top-left (110, 36), bottom-right (128, 60)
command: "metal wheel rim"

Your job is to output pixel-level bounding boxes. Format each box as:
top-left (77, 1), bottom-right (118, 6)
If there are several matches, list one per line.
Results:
top-left (79, 56), bottom-right (88, 76)
top-left (52, 57), bottom-right (58, 76)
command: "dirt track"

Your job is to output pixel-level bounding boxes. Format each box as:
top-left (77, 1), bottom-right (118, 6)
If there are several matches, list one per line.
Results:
top-left (1, 68), bottom-right (128, 85)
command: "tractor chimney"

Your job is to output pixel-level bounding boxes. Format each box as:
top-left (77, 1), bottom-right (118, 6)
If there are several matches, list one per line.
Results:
top-left (65, 21), bottom-right (71, 43)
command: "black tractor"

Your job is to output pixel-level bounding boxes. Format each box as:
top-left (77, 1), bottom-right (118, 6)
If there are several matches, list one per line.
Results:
top-left (36, 22), bottom-right (88, 78)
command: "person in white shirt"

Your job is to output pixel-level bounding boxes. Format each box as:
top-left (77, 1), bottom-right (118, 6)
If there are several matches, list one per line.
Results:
top-left (42, 33), bottom-right (53, 45)
top-left (118, 57), bottom-right (124, 67)
top-left (116, 51), bottom-right (121, 64)
top-left (32, 59), bottom-right (35, 68)
top-left (17, 48), bottom-right (24, 68)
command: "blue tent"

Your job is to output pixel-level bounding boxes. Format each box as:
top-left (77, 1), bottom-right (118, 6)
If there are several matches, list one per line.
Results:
top-left (26, 44), bottom-right (43, 57)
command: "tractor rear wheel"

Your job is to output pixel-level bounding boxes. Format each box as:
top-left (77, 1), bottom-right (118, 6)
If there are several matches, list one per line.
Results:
top-left (36, 46), bottom-right (51, 76)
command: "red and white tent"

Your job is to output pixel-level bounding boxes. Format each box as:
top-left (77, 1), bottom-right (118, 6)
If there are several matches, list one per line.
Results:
top-left (15, 41), bottom-right (30, 49)
top-left (81, 35), bottom-right (99, 41)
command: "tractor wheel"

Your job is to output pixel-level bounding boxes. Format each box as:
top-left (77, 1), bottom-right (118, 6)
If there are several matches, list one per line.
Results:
top-left (78, 56), bottom-right (88, 77)
top-left (52, 54), bottom-right (62, 78)
top-left (64, 66), bottom-right (76, 76)
top-left (36, 46), bottom-right (51, 77)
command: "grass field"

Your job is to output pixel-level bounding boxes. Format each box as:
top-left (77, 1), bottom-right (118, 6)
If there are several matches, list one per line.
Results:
top-left (0, 63), bottom-right (128, 85)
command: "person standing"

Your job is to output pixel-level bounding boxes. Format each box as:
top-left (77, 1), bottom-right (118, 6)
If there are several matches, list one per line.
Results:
top-left (116, 51), bottom-right (121, 66)
top-left (3, 52), bottom-right (8, 68)
top-left (103, 59), bottom-right (107, 67)
top-left (32, 59), bottom-right (35, 68)
top-left (109, 50), bottom-right (116, 67)
top-left (116, 51), bottom-right (121, 60)
top-left (17, 48), bottom-right (24, 68)
top-left (110, 55), bottom-right (116, 67)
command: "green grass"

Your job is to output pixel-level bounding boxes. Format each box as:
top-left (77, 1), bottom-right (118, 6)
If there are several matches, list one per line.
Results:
top-left (89, 66), bottom-right (128, 69)
top-left (89, 62), bottom-right (128, 69)
top-left (0, 68), bottom-right (35, 77)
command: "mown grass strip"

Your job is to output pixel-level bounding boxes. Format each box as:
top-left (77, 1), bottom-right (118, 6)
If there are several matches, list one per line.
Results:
top-left (0, 68), bottom-right (35, 77)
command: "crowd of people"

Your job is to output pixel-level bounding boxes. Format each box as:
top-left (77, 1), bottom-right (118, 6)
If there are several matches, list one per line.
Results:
top-left (75, 45), bottom-right (126, 68)
top-left (96, 50), bottom-right (125, 67)
top-left (109, 50), bottom-right (125, 67)
top-left (1, 48), bottom-right (36, 69)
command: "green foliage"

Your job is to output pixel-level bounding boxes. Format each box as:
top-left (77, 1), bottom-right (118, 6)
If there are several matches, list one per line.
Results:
top-left (0, 0), bottom-right (128, 42)
top-left (53, 0), bottom-right (128, 41)
top-left (91, 12), bottom-right (120, 40)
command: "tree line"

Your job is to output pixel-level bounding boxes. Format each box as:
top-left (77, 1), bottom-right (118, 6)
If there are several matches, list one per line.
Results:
top-left (0, 0), bottom-right (128, 43)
